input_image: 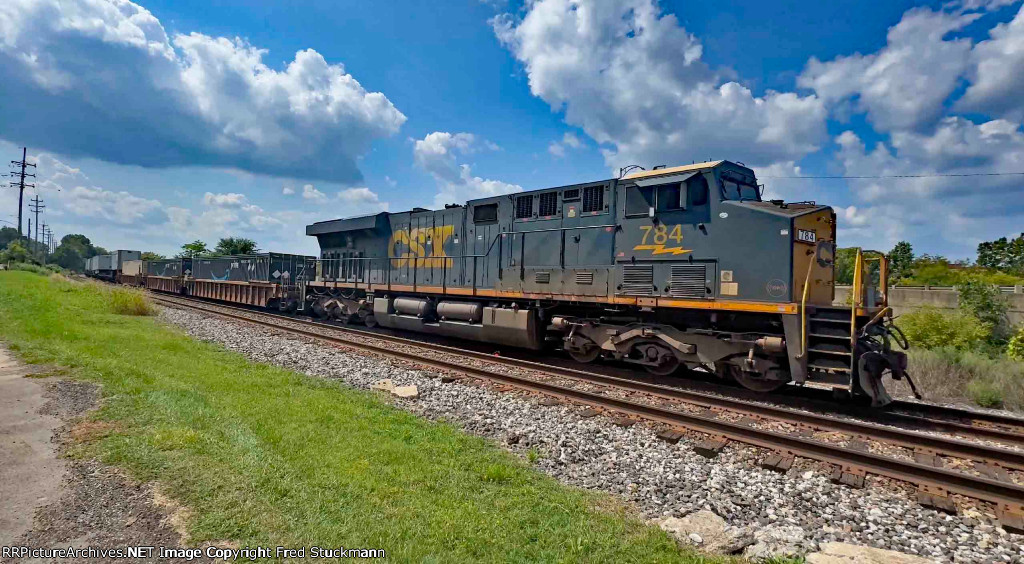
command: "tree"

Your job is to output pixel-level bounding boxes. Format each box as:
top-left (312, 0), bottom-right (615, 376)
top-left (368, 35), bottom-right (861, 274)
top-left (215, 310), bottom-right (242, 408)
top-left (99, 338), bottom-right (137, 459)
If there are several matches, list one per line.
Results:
top-left (977, 233), bottom-right (1024, 275)
top-left (141, 251), bottom-right (166, 261)
top-left (0, 240), bottom-right (31, 264)
top-left (888, 241), bottom-right (914, 284)
top-left (178, 240), bottom-right (208, 258)
top-left (214, 237), bottom-right (258, 256)
top-left (0, 227), bottom-right (20, 250)
top-left (51, 245), bottom-right (84, 271)
top-left (834, 248), bottom-right (858, 285)
top-left (59, 234), bottom-right (103, 258)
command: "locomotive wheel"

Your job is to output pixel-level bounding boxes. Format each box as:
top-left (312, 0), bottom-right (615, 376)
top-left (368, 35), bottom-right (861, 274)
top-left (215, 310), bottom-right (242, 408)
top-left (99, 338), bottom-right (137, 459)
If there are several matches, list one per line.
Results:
top-left (644, 356), bottom-right (679, 376)
top-left (719, 363), bottom-right (790, 393)
top-left (568, 346), bottom-right (601, 363)
top-left (363, 315), bottom-right (378, 328)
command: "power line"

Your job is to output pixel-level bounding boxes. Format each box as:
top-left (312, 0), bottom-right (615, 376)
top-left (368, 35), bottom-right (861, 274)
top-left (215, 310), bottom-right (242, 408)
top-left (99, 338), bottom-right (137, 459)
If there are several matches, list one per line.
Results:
top-left (761, 171), bottom-right (1024, 179)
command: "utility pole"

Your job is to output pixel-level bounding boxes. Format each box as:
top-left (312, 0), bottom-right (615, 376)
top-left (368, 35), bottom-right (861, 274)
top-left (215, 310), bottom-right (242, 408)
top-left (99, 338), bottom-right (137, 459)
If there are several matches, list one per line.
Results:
top-left (29, 195), bottom-right (44, 258)
top-left (9, 148), bottom-right (36, 237)
top-left (40, 222), bottom-right (49, 264)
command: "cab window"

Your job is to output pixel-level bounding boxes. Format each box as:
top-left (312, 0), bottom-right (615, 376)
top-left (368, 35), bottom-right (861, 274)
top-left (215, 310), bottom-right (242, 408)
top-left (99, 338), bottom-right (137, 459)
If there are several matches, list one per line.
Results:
top-left (689, 175), bottom-right (709, 206)
top-left (723, 180), bottom-right (759, 201)
top-left (656, 183), bottom-right (683, 211)
top-left (624, 185), bottom-right (655, 217)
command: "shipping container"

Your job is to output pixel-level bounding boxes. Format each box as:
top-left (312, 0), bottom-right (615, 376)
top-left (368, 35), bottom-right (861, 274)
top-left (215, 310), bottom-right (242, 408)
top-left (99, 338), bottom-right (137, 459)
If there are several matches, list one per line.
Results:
top-left (112, 250), bottom-right (141, 270)
top-left (192, 253), bottom-right (315, 284)
top-left (121, 259), bottom-right (143, 276)
top-left (145, 258), bottom-right (192, 278)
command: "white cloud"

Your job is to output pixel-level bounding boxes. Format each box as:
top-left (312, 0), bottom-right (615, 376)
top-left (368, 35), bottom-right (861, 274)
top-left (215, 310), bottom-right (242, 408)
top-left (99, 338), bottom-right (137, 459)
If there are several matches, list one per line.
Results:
top-left (830, 119), bottom-right (1024, 254)
top-left (302, 184), bottom-right (328, 203)
top-left (493, 0), bottom-right (828, 170)
top-left (548, 131), bottom-right (583, 158)
top-left (799, 7), bottom-right (980, 132)
top-left (957, 5), bottom-right (1024, 121)
top-left (413, 131), bottom-right (522, 208)
top-left (63, 185), bottom-right (164, 225)
top-left (0, 0), bottom-right (406, 182)
top-left (282, 186), bottom-right (295, 195)
top-left (203, 192), bottom-right (248, 207)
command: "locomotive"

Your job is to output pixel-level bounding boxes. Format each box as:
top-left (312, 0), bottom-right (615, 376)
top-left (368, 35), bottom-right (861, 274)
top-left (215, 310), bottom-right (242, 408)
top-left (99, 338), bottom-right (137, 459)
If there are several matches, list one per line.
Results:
top-left (304, 160), bottom-right (908, 407)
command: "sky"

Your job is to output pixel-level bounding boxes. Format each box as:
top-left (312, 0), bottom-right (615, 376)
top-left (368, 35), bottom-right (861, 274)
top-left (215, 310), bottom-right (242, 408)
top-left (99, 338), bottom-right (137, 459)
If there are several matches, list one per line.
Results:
top-left (1, 0), bottom-right (1023, 258)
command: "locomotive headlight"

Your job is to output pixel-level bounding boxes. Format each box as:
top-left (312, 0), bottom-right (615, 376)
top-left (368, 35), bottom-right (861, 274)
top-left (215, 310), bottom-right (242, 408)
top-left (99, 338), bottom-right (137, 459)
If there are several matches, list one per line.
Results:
top-left (796, 229), bottom-right (816, 243)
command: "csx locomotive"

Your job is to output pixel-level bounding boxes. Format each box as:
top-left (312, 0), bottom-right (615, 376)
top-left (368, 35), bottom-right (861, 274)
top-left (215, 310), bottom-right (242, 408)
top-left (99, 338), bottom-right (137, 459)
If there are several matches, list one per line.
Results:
top-left (303, 160), bottom-right (908, 406)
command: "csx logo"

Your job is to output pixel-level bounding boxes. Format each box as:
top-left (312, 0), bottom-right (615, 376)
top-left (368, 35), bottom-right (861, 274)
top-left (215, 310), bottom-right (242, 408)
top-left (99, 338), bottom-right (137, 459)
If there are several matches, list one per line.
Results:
top-left (389, 225), bottom-right (455, 268)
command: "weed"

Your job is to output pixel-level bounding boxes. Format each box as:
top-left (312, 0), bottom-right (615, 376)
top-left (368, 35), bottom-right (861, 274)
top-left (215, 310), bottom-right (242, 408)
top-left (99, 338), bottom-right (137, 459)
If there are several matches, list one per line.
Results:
top-left (896, 306), bottom-right (990, 351)
top-left (527, 447), bottom-right (541, 463)
top-left (967, 380), bottom-right (1004, 408)
top-left (109, 286), bottom-right (156, 316)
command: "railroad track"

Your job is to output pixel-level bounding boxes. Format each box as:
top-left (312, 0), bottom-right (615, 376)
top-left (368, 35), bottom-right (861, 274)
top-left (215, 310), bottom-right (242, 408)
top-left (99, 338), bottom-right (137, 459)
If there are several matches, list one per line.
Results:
top-left (151, 293), bottom-right (1024, 533)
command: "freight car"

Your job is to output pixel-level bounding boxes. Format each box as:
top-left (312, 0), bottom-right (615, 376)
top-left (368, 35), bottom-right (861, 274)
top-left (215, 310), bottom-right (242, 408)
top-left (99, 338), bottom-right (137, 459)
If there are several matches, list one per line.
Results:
top-left (304, 160), bottom-right (908, 406)
top-left (85, 250), bottom-right (141, 281)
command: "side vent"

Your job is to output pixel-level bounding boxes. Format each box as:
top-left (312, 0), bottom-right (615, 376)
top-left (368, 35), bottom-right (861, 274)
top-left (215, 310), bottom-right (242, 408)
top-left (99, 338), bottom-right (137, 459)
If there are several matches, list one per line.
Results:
top-left (669, 264), bottom-right (707, 298)
top-left (535, 271), bottom-right (551, 284)
top-left (582, 185), bottom-right (604, 213)
top-left (539, 192), bottom-right (558, 216)
top-left (621, 265), bottom-right (654, 295)
top-left (515, 195), bottom-right (534, 219)
top-left (563, 188), bottom-right (581, 201)
top-left (575, 271), bottom-right (594, 285)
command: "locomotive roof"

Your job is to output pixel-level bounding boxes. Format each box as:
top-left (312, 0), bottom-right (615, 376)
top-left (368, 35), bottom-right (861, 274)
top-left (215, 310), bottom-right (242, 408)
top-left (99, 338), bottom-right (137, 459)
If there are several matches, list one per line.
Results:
top-left (305, 160), bottom-right (755, 235)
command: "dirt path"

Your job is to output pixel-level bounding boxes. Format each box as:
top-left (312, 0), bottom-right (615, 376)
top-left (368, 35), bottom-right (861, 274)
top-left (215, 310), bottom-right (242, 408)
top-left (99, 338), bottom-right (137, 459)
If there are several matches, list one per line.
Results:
top-left (0, 346), bottom-right (204, 563)
top-left (0, 347), bottom-right (64, 546)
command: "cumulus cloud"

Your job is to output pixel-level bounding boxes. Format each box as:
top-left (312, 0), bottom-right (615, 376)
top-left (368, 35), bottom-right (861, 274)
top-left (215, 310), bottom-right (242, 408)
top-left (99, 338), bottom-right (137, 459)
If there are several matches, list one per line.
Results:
top-left (829, 118), bottom-right (1024, 253)
top-left (957, 5), bottom-right (1024, 121)
top-left (798, 7), bottom-right (980, 132)
top-left (302, 184), bottom-right (329, 203)
top-left (548, 132), bottom-right (583, 158)
top-left (492, 0), bottom-right (828, 170)
top-left (282, 186), bottom-right (295, 195)
top-left (413, 131), bottom-right (522, 208)
top-left (0, 0), bottom-right (406, 182)
top-left (203, 192), bottom-right (248, 207)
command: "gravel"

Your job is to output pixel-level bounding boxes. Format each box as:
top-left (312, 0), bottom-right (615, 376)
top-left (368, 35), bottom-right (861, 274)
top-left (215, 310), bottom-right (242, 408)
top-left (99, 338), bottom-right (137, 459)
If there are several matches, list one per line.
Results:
top-left (160, 307), bottom-right (1024, 563)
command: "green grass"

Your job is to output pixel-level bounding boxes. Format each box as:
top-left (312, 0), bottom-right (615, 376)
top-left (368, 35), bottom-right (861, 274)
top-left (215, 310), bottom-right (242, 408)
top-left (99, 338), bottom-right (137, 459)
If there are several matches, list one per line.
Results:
top-left (0, 271), bottom-right (723, 563)
top-left (894, 348), bottom-right (1024, 411)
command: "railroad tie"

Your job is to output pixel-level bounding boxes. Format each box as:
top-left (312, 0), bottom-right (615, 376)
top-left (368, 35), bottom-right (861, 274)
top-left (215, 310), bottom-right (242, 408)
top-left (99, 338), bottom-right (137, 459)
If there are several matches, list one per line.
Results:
top-left (829, 465), bottom-right (866, 489)
top-left (996, 503), bottom-right (1024, 535)
top-left (760, 451), bottom-right (795, 474)
top-left (657, 429), bottom-right (686, 444)
top-left (694, 436), bottom-right (729, 458)
top-left (916, 484), bottom-right (957, 515)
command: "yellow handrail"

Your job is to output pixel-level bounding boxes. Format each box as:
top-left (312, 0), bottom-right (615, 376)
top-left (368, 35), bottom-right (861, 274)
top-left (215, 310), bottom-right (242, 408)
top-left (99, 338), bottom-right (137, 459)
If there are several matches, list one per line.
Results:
top-left (850, 249), bottom-right (863, 348)
top-left (799, 258), bottom-right (815, 358)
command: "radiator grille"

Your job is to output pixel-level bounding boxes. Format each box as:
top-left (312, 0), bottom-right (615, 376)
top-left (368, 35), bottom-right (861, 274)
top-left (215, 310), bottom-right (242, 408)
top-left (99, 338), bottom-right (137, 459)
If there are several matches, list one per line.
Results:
top-left (575, 271), bottom-right (594, 285)
top-left (539, 192), bottom-right (558, 216)
top-left (563, 188), bottom-right (580, 201)
top-left (621, 265), bottom-right (654, 295)
top-left (669, 264), bottom-right (707, 298)
top-left (535, 271), bottom-right (551, 284)
top-left (515, 195), bottom-right (534, 219)
top-left (582, 185), bottom-right (604, 213)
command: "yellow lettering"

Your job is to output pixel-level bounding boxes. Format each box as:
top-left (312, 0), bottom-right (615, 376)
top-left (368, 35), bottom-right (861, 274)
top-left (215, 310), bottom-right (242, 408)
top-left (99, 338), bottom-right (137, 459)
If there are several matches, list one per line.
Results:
top-left (669, 224), bottom-right (683, 243)
top-left (639, 225), bottom-right (653, 245)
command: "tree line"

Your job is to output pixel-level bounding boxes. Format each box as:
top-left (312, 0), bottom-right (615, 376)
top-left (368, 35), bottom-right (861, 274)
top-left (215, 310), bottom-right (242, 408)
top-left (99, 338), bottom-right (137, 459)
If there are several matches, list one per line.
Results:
top-left (836, 233), bottom-right (1024, 287)
top-left (0, 229), bottom-right (260, 271)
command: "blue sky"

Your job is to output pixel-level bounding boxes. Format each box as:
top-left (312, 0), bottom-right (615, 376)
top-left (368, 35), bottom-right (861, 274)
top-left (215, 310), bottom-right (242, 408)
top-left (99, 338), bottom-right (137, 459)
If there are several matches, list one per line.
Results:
top-left (1, 0), bottom-right (1023, 258)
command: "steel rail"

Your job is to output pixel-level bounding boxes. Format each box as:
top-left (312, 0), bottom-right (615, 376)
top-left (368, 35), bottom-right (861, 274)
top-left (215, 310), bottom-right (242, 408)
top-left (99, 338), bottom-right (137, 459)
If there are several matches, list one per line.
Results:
top-left (152, 295), bottom-right (1024, 510)
top-left (151, 294), bottom-right (1024, 465)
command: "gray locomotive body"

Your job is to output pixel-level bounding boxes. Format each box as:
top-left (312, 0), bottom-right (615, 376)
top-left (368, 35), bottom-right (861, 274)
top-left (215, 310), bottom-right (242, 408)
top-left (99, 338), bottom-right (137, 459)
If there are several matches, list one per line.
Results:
top-left (305, 160), bottom-right (907, 406)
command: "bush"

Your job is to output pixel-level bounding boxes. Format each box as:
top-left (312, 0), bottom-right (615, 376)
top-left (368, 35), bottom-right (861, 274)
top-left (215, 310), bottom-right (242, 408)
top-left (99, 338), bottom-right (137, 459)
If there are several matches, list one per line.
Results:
top-left (8, 262), bottom-right (50, 275)
top-left (956, 277), bottom-right (1010, 339)
top-left (896, 306), bottom-right (990, 351)
top-left (1009, 327), bottom-right (1024, 362)
top-left (109, 287), bottom-right (156, 316)
top-left (896, 348), bottom-right (1024, 411)
top-left (967, 379), bottom-right (1004, 408)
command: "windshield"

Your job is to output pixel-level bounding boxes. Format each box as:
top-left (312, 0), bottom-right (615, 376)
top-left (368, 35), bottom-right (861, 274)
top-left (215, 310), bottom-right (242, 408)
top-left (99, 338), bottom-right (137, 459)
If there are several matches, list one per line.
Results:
top-left (722, 180), bottom-right (760, 201)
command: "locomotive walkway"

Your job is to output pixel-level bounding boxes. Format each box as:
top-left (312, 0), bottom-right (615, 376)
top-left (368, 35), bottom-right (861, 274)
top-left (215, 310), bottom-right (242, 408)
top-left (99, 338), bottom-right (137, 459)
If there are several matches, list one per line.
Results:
top-left (151, 293), bottom-right (1024, 534)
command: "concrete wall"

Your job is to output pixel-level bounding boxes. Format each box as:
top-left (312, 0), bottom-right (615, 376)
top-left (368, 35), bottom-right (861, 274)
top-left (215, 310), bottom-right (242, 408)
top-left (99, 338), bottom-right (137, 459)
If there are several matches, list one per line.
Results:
top-left (834, 285), bottom-right (1024, 325)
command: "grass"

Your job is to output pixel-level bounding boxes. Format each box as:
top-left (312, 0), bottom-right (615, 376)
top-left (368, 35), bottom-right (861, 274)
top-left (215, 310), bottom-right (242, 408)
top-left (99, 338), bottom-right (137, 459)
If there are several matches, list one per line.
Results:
top-left (108, 286), bottom-right (156, 316)
top-left (891, 348), bottom-right (1024, 411)
top-left (0, 271), bottom-right (727, 563)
